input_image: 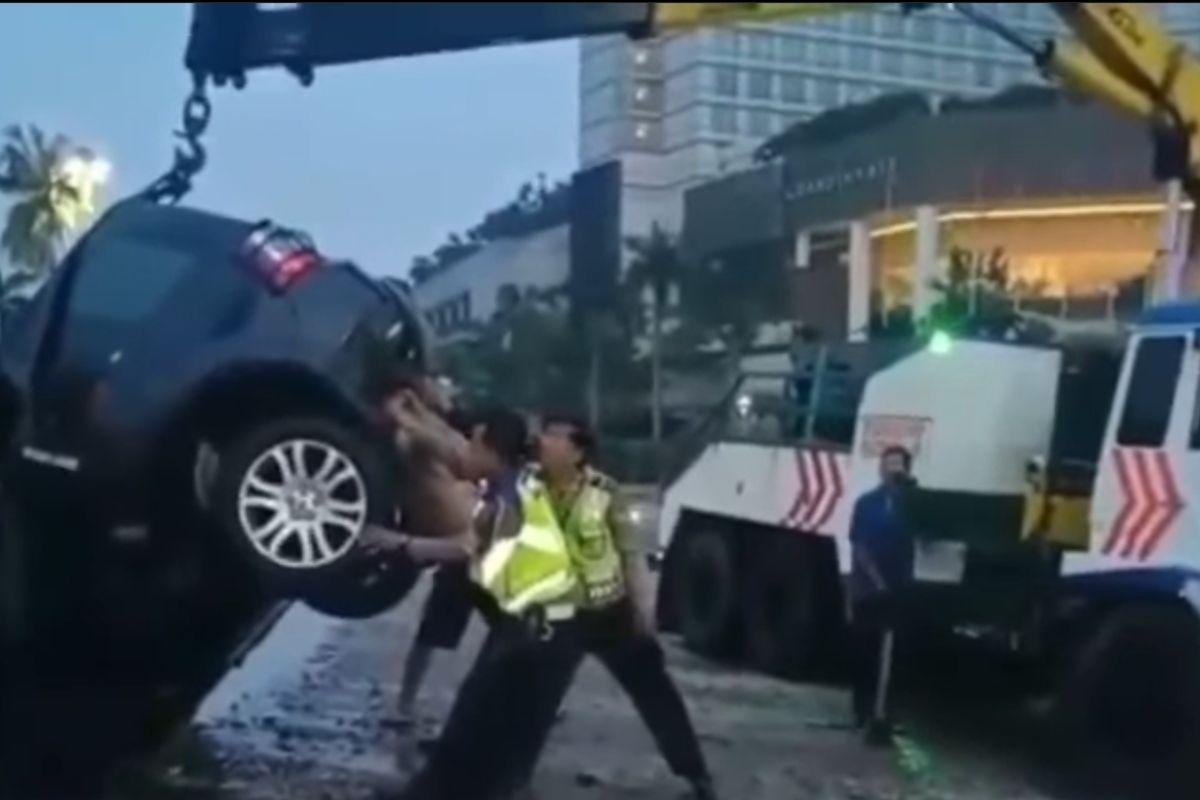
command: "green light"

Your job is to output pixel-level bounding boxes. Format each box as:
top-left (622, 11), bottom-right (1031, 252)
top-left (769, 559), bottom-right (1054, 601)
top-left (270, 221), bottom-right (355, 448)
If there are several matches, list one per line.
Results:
top-left (929, 330), bottom-right (954, 355)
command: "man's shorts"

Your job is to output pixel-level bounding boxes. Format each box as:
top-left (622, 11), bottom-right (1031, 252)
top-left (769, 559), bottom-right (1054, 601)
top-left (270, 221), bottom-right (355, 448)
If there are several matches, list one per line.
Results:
top-left (415, 564), bottom-right (476, 650)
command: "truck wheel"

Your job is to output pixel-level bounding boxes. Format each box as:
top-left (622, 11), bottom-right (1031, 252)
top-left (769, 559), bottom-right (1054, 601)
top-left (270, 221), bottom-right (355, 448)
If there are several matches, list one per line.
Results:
top-left (302, 552), bottom-right (419, 620)
top-left (1060, 605), bottom-right (1200, 755)
top-left (675, 529), bottom-right (739, 657)
top-left (744, 538), bottom-right (818, 678)
top-left (213, 417), bottom-right (395, 592)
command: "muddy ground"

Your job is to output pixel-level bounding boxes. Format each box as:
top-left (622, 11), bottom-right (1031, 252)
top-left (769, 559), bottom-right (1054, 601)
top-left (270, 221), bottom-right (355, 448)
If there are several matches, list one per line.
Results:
top-left (99, 578), bottom-right (1193, 800)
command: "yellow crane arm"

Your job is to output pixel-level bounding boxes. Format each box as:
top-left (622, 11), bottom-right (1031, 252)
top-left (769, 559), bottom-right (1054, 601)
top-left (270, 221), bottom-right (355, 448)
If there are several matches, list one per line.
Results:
top-left (648, 3), bottom-right (1200, 191)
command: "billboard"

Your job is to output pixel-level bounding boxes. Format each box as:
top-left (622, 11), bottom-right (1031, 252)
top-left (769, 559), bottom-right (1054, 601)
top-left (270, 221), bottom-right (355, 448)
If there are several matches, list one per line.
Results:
top-left (568, 160), bottom-right (623, 322)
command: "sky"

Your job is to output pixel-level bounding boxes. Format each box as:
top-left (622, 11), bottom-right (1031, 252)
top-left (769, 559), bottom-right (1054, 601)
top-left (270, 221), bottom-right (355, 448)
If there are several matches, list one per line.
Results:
top-left (0, 3), bottom-right (580, 277)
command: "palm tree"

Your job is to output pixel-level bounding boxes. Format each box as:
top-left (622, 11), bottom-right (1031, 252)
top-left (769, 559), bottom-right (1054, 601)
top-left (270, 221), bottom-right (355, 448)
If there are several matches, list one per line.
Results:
top-left (0, 125), bottom-right (100, 276)
top-left (624, 224), bottom-right (687, 456)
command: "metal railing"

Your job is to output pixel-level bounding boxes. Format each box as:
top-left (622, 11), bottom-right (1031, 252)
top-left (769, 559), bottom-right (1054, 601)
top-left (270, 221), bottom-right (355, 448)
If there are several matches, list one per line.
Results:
top-left (659, 341), bottom-right (917, 490)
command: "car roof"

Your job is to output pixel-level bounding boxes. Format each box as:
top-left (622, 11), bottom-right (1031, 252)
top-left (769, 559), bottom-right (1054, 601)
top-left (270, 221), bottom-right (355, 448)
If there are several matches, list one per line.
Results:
top-left (91, 199), bottom-right (254, 250)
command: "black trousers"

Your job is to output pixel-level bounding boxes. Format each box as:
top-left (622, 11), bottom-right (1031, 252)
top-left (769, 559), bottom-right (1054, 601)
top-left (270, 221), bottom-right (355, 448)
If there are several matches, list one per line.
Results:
top-left (402, 602), bottom-right (709, 800)
top-left (512, 600), bottom-right (710, 786)
top-left (400, 618), bottom-right (576, 800)
top-left (850, 595), bottom-right (900, 728)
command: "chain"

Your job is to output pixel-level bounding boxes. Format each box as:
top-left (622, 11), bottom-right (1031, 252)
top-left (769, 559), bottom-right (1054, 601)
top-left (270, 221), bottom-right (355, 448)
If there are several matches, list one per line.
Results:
top-left (141, 73), bottom-right (213, 205)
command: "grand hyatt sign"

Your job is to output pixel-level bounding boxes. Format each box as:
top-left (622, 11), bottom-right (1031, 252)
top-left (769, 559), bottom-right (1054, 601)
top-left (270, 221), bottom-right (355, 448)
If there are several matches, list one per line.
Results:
top-left (784, 156), bottom-right (898, 201)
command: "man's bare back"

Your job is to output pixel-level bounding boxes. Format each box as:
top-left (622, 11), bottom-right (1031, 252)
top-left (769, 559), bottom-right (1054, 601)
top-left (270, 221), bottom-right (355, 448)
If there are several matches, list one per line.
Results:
top-left (364, 381), bottom-right (481, 564)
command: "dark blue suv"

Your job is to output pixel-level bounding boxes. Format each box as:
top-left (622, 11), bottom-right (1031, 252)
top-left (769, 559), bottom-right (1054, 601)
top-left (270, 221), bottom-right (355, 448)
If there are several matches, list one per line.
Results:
top-left (0, 200), bottom-right (424, 669)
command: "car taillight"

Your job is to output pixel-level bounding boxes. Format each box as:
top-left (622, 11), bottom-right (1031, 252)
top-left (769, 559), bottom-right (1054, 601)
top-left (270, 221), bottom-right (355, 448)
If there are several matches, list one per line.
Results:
top-left (241, 222), bottom-right (322, 292)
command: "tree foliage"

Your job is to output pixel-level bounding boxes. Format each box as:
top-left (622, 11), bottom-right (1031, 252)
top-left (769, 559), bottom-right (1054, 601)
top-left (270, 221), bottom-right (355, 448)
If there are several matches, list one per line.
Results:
top-left (681, 244), bottom-right (786, 355)
top-left (924, 245), bottom-right (1050, 338)
top-left (0, 125), bottom-right (96, 274)
top-left (439, 285), bottom-right (590, 413)
top-left (411, 174), bottom-right (569, 286)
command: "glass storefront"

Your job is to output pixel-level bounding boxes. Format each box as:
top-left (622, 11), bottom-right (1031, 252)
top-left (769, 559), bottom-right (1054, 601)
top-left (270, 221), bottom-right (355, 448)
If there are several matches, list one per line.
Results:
top-left (869, 200), bottom-right (1178, 323)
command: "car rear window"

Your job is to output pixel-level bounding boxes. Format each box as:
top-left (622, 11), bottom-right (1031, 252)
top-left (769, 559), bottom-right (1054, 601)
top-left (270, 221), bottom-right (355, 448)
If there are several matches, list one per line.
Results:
top-left (70, 237), bottom-right (197, 323)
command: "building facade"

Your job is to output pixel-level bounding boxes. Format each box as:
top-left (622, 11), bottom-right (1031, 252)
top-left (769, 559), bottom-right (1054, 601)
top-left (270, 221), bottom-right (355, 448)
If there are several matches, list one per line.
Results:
top-left (682, 93), bottom-right (1197, 343)
top-left (411, 225), bottom-right (569, 341)
top-left (580, 3), bottom-right (1200, 239)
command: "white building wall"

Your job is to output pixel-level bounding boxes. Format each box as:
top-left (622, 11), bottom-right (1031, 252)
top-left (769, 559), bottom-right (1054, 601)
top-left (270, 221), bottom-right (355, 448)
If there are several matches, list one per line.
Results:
top-left (411, 225), bottom-right (570, 340)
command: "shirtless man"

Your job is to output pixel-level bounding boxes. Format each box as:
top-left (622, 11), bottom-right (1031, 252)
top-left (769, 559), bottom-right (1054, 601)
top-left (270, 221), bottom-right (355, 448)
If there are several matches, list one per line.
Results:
top-left (361, 369), bottom-right (481, 565)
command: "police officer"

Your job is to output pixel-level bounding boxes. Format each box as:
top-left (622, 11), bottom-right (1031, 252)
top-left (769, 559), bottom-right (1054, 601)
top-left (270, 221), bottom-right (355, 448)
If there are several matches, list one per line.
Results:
top-left (508, 413), bottom-right (717, 800)
top-left (379, 404), bottom-right (582, 800)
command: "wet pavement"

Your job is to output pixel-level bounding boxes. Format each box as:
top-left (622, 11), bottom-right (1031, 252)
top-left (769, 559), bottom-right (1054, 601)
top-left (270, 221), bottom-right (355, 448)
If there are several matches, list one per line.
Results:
top-left (88, 498), bottom-right (1194, 800)
top-left (101, 578), bottom-right (1085, 800)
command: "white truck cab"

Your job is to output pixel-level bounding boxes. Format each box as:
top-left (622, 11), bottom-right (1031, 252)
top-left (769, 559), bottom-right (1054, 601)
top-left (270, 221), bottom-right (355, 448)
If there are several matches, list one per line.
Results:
top-left (656, 304), bottom-right (1200, 750)
top-left (1073, 304), bottom-right (1200, 604)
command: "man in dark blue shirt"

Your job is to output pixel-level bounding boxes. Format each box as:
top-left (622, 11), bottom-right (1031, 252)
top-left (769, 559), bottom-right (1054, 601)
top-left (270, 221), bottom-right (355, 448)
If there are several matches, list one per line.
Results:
top-left (848, 445), bottom-right (916, 743)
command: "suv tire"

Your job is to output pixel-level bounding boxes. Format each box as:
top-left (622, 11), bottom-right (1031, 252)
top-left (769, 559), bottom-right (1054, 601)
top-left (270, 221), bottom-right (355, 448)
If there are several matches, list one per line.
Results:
top-left (213, 416), bottom-right (395, 591)
top-left (302, 551), bottom-right (420, 619)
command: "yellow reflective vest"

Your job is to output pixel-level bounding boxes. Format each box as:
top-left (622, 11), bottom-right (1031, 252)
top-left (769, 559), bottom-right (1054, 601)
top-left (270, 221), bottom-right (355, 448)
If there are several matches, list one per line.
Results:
top-left (473, 471), bottom-right (579, 619)
top-left (558, 469), bottom-right (627, 609)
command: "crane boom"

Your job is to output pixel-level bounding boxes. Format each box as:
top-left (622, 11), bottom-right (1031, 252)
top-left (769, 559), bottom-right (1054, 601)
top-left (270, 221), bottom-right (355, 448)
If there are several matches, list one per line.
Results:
top-left (185, 2), bottom-right (1200, 194)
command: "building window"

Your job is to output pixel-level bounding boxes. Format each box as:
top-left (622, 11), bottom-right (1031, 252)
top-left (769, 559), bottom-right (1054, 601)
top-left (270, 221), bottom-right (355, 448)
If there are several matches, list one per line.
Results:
top-left (814, 40), bottom-right (841, 69)
top-left (822, 14), bottom-right (846, 32)
top-left (881, 11), bottom-right (904, 37)
top-left (780, 35), bottom-right (807, 62)
top-left (581, 83), bottom-right (619, 124)
top-left (710, 106), bottom-right (738, 134)
top-left (712, 65), bottom-right (739, 96)
top-left (633, 48), bottom-right (649, 66)
top-left (631, 121), bottom-right (660, 147)
top-left (743, 31), bottom-right (775, 61)
top-left (1117, 336), bottom-right (1185, 447)
top-left (846, 82), bottom-right (877, 104)
top-left (781, 73), bottom-right (809, 104)
top-left (664, 35), bottom-right (694, 72)
top-left (747, 69), bottom-right (774, 100)
top-left (634, 84), bottom-right (650, 103)
top-left (748, 110), bottom-right (773, 137)
top-left (910, 52), bottom-right (935, 80)
top-left (451, 292), bottom-right (470, 327)
top-left (849, 46), bottom-right (872, 72)
top-left (939, 57), bottom-right (967, 84)
top-left (815, 78), bottom-right (839, 107)
top-left (880, 48), bottom-right (902, 75)
top-left (975, 60), bottom-right (997, 86)
top-left (711, 29), bottom-right (738, 57)
top-left (665, 107), bottom-right (704, 145)
top-left (1006, 3), bottom-right (1031, 23)
top-left (910, 15), bottom-right (935, 42)
top-left (849, 14), bottom-right (874, 36)
top-left (938, 18), bottom-right (967, 48)
top-left (971, 23), bottom-right (999, 51)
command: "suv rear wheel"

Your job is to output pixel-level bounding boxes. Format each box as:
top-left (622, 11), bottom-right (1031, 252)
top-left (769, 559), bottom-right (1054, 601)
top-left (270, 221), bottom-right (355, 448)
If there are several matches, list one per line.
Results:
top-left (302, 551), bottom-right (420, 619)
top-left (213, 417), bottom-right (396, 591)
